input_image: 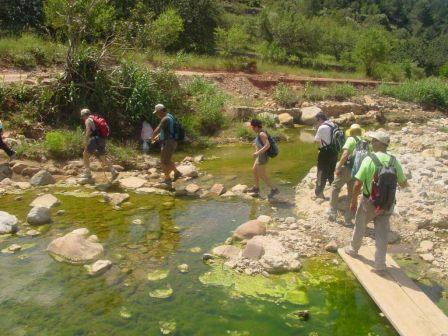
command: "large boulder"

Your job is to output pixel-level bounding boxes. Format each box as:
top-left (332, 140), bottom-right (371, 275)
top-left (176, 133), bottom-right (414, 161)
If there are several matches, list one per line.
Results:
top-left (0, 211), bottom-right (19, 234)
top-left (47, 228), bottom-right (104, 264)
top-left (319, 102), bottom-right (365, 117)
top-left (104, 193), bottom-right (129, 206)
top-left (212, 245), bottom-right (241, 259)
top-left (30, 170), bottom-right (55, 186)
top-left (27, 206), bottom-right (51, 225)
top-left (209, 183), bottom-right (226, 196)
top-left (30, 194), bottom-right (60, 209)
top-left (278, 113), bottom-right (294, 127)
top-left (0, 163), bottom-right (12, 181)
top-left (119, 177), bottom-right (146, 189)
top-left (233, 220), bottom-right (266, 240)
top-left (177, 165), bottom-right (198, 178)
top-left (242, 239), bottom-right (265, 260)
top-left (300, 106), bottom-right (322, 125)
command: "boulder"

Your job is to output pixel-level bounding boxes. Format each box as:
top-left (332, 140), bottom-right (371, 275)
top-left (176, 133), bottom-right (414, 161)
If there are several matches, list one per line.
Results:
top-left (209, 183), bottom-right (226, 196)
top-left (231, 184), bottom-right (248, 194)
top-left (104, 193), bottom-right (130, 206)
top-left (119, 177), bottom-right (146, 189)
top-left (27, 206), bottom-right (51, 225)
top-left (257, 215), bottom-right (272, 224)
top-left (13, 182), bottom-right (31, 190)
top-left (12, 161), bottom-right (29, 175)
top-left (233, 220), bottom-right (266, 240)
top-left (212, 245), bottom-right (241, 259)
top-left (30, 194), bottom-right (60, 209)
top-left (417, 240), bottom-right (434, 253)
top-left (185, 183), bottom-right (200, 194)
top-left (30, 170), bottom-right (55, 186)
top-left (278, 113), bottom-right (294, 127)
top-left (0, 211), bottom-right (19, 234)
top-left (47, 228), bottom-right (104, 264)
top-left (85, 260), bottom-right (112, 276)
top-left (177, 165), bottom-right (198, 178)
top-left (242, 239), bottom-right (265, 260)
top-left (300, 106), bottom-right (322, 125)
top-left (0, 163), bottom-right (12, 181)
top-left (325, 240), bottom-right (338, 253)
top-left (319, 102), bottom-right (365, 117)
top-left (419, 253), bottom-right (435, 263)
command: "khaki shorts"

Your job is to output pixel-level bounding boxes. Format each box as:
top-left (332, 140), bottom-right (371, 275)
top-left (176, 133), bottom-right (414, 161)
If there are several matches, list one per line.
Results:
top-left (255, 152), bottom-right (269, 165)
top-left (161, 139), bottom-right (177, 165)
top-left (87, 136), bottom-right (106, 156)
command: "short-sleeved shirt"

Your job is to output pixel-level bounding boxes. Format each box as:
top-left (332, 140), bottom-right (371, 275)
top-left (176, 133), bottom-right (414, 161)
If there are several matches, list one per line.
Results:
top-left (159, 114), bottom-right (174, 141)
top-left (315, 121), bottom-right (335, 148)
top-left (85, 117), bottom-right (97, 137)
top-left (342, 136), bottom-right (361, 154)
top-left (355, 151), bottom-right (406, 197)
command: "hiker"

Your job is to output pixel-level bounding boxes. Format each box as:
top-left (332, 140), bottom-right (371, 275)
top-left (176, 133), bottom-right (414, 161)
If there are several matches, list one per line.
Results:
top-left (151, 104), bottom-right (182, 187)
top-left (80, 108), bottom-right (118, 181)
top-left (345, 130), bottom-right (408, 274)
top-left (327, 123), bottom-right (365, 225)
top-left (314, 112), bottom-right (339, 199)
top-left (141, 120), bottom-right (153, 153)
top-left (0, 120), bottom-right (15, 161)
top-left (247, 119), bottom-right (279, 198)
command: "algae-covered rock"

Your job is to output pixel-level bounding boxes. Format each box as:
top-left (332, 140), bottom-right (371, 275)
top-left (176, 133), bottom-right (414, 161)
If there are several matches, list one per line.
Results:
top-left (159, 320), bottom-right (177, 335)
top-left (147, 269), bottom-right (169, 281)
top-left (199, 266), bottom-right (308, 305)
top-left (149, 285), bottom-right (173, 299)
top-left (119, 307), bottom-right (132, 319)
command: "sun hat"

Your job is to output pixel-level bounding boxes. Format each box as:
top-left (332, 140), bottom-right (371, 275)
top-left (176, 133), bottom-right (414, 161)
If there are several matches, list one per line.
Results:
top-left (366, 130), bottom-right (390, 146)
top-left (345, 123), bottom-right (365, 137)
top-left (153, 104), bottom-right (166, 114)
top-left (80, 108), bottom-right (91, 117)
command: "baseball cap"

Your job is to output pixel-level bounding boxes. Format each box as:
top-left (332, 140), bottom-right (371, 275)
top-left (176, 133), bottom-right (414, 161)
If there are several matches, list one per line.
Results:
top-left (80, 108), bottom-right (91, 117)
top-left (366, 130), bottom-right (390, 146)
top-left (153, 104), bottom-right (166, 114)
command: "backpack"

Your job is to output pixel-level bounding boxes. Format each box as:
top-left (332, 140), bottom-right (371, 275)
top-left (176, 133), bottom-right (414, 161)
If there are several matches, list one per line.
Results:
top-left (322, 121), bottom-right (345, 153)
top-left (90, 115), bottom-right (110, 138)
top-left (255, 132), bottom-right (279, 158)
top-left (167, 114), bottom-right (185, 141)
top-left (347, 137), bottom-right (370, 177)
top-left (369, 153), bottom-right (398, 211)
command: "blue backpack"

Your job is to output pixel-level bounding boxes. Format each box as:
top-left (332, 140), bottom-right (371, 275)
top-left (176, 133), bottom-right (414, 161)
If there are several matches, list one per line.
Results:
top-left (167, 114), bottom-right (185, 141)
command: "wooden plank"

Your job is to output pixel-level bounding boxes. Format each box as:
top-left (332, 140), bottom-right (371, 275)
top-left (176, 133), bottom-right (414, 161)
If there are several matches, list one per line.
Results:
top-left (339, 246), bottom-right (448, 336)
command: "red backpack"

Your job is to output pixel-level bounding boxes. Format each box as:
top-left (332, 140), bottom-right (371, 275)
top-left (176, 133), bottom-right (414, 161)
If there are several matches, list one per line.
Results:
top-left (90, 115), bottom-right (110, 138)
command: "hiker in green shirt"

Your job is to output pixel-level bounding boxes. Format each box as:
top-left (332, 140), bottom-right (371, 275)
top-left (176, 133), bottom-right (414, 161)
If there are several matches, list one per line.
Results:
top-left (327, 124), bottom-right (364, 225)
top-left (345, 130), bottom-right (408, 274)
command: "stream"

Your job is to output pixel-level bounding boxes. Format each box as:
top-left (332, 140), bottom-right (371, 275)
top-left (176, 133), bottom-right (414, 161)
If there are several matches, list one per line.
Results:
top-left (0, 128), bottom-right (443, 336)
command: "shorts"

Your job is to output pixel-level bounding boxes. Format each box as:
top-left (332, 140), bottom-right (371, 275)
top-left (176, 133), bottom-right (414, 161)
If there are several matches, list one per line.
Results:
top-left (87, 136), bottom-right (106, 156)
top-left (161, 139), bottom-right (177, 165)
top-left (255, 152), bottom-right (269, 165)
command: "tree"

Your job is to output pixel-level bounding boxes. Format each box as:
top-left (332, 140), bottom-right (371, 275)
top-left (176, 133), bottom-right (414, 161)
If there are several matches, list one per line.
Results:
top-left (0, 0), bottom-right (44, 33)
top-left (354, 28), bottom-right (391, 76)
top-left (214, 26), bottom-right (249, 57)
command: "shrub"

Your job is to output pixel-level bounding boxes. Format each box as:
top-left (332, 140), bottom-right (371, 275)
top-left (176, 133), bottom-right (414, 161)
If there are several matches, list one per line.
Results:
top-left (222, 57), bottom-right (257, 73)
top-left (354, 28), bottom-right (391, 77)
top-left (272, 83), bottom-right (300, 107)
top-left (440, 64), bottom-right (448, 78)
top-left (236, 123), bottom-right (287, 142)
top-left (44, 129), bottom-right (84, 160)
top-left (326, 84), bottom-right (357, 101)
top-left (303, 83), bottom-right (326, 101)
top-left (256, 42), bottom-right (289, 64)
top-left (214, 26), bottom-right (249, 57)
top-left (379, 78), bottom-right (448, 109)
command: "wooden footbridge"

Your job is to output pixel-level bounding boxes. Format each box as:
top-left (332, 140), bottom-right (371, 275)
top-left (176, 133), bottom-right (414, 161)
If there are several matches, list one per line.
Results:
top-left (339, 246), bottom-right (448, 336)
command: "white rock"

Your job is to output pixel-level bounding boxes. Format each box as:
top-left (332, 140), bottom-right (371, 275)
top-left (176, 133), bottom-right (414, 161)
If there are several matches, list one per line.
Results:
top-left (177, 165), bottom-right (198, 178)
top-left (0, 211), bottom-right (19, 234)
top-left (85, 259), bottom-right (112, 276)
top-left (104, 193), bottom-right (129, 206)
top-left (418, 240), bottom-right (434, 253)
top-left (257, 215), bottom-right (272, 224)
top-left (419, 253), bottom-right (435, 263)
top-left (119, 177), bottom-right (146, 189)
top-left (231, 184), bottom-right (248, 193)
top-left (30, 194), bottom-right (60, 209)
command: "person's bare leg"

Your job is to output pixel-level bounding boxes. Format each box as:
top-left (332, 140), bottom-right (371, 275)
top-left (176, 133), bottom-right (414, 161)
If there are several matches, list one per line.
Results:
top-left (83, 150), bottom-right (92, 177)
top-left (161, 163), bottom-right (171, 181)
top-left (253, 162), bottom-right (260, 188)
top-left (258, 165), bottom-right (273, 188)
top-left (99, 155), bottom-right (118, 180)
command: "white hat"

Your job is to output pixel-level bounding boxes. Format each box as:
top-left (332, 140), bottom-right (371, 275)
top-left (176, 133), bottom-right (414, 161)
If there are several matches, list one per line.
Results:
top-left (80, 108), bottom-right (91, 117)
top-left (153, 104), bottom-right (166, 114)
top-left (366, 130), bottom-right (390, 146)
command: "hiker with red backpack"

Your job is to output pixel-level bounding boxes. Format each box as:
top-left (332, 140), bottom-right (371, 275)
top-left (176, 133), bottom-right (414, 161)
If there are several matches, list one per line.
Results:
top-left (80, 108), bottom-right (119, 181)
top-left (345, 130), bottom-right (408, 274)
top-left (314, 112), bottom-right (345, 199)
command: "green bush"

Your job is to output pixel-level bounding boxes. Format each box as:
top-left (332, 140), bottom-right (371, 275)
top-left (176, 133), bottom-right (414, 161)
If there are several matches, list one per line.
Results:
top-left (214, 26), bottom-right (249, 57)
top-left (379, 78), bottom-right (448, 109)
top-left (303, 83), bottom-right (326, 101)
top-left (326, 83), bottom-right (357, 101)
top-left (354, 28), bottom-right (391, 77)
top-left (272, 83), bottom-right (300, 107)
top-left (44, 129), bottom-right (84, 160)
top-left (236, 123), bottom-right (287, 142)
top-left (440, 64), bottom-right (448, 78)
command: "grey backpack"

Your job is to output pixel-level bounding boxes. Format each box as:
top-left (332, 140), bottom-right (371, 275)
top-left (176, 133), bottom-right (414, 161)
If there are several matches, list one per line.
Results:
top-left (348, 137), bottom-right (370, 178)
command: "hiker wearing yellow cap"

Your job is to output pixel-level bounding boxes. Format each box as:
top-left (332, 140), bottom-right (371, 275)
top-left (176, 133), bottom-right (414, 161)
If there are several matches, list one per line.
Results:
top-left (345, 130), bottom-right (408, 274)
top-left (327, 123), bottom-right (365, 225)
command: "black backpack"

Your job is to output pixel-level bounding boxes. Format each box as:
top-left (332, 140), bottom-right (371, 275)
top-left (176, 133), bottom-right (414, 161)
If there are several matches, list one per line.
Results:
top-left (322, 121), bottom-right (345, 153)
top-left (369, 153), bottom-right (398, 211)
top-left (167, 114), bottom-right (185, 141)
top-left (255, 132), bottom-right (279, 158)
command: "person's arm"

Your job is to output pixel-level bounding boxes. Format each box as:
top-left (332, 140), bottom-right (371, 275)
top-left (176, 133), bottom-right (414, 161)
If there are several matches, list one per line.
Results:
top-left (314, 127), bottom-right (322, 144)
top-left (350, 179), bottom-right (363, 213)
top-left (85, 119), bottom-right (92, 146)
top-left (254, 132), bottom-right (270, 156)
top-left (335, 149), bottom-right (350, 175)
top-left (151, 120), bottom-right (164, 142)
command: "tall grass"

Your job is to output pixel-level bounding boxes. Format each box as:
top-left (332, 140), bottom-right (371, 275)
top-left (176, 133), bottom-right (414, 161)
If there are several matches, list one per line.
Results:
top-left (302, 83), bottom-right (358, 101)
top-left (0, 34), bottom-right (66, 69)
top-left (379, 78), bottom-right (448, 109)
top-left (272, 83), bottom-right (300, 107)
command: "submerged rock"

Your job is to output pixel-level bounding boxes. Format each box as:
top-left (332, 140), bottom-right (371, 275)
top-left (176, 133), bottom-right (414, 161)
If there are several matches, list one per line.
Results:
top-left (159, 320), bottom-right (177, 335)
top-left (30, 170), bottom-right (55, 186)
top-left (119, 177), bottom-right (146, 189)
top-left (149, 285), bottom-right (173, 299)
top-left (0, 211), bottom-right (19, 234)
top-left (85, 259), bottom-right (112, 276)
top-left (177, 264), bottom-right (189, 273)
top-left (27, 206), bottom-right (51, 225)
top-left (147, 269), bottom-right (169, 281)
top-left (1, 244), bottom-right (22, 254)
top-left (47, 228), bottom-right (104, 264)
top-left (233, 220), bottom-right (266, 240)
top-left (30, 194), bottom-right (60, 209)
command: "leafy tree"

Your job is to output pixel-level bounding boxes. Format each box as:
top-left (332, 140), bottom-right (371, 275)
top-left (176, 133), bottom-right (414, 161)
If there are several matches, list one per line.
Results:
top-left (354, 28), bottom-right (391, 76)
top-left (0, 0), bottom-right (44, 33)
top-left (214, 26), bottom-right (249, 57)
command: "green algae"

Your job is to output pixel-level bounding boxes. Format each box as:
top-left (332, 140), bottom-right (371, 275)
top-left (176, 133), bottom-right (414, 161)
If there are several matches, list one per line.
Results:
top-left (159, 320), bottom-right (177, 335)
top-left (149, 285), bottom-right (174, 299)
top-left (147, 269), bottom-right (169, 281)
top-left (199, 266), bottom-right (309, 305)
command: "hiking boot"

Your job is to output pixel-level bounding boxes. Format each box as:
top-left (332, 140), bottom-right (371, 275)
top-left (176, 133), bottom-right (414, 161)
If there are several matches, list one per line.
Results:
top-left (111, 170), bottom-right (119, 181)
top-left (268, 187), bottom-right (280, 198)
top-left (173, 170), bottom-right (183, 181)
top-left (315, 192), bottom-right (325, 200)
top-left (246, 186), bottom-right (260, 195)
top-left (326, 208), bottom-right (337, 221)
top-left (371, 267), bottom-right (387, 276)
top-left (8, 152), bottom-right (16, 162)
top-left (344, 246), bottom-right (358, 258)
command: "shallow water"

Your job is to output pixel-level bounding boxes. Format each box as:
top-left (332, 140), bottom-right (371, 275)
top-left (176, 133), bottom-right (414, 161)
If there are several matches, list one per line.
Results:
top-left (0, 129), bottom-right (431, 336)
